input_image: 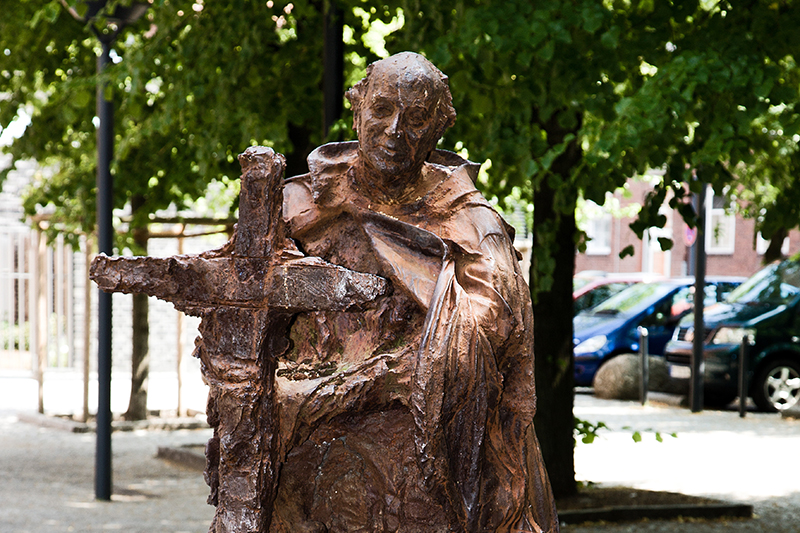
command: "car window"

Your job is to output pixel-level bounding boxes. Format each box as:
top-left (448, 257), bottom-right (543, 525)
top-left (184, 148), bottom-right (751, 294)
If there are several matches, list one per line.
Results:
top-left (670, 286), bottom-right (695, 316)
top-left (590, 282), bottom-right (669, 316)
top-left (574, 282), bottom-right (633, 314)
top-left (716, 282), bottom-right (739, 302)
top-left (672, 284), bottom-right (726, 311)
top-left (640, 296), bottom-right (675, 327)
top-left (727, 261), bottom-right (800, 305)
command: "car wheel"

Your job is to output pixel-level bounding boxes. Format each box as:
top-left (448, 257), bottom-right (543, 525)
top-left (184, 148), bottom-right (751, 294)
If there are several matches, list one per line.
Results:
top-left (753, 359), bottom-right (800, 412)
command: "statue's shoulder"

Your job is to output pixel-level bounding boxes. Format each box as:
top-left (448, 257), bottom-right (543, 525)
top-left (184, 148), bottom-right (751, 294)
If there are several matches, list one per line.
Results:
top-left (286, 141), bottom-right (357, 199)
top-left (424, 150), bottom-right (489, 214)
top-left (425, 151), bottom-right (519, 254)
top-left (307, 141), bottom-right (359, 178)
top-left (427, 149), bottom-right (481, 183)
top-left (283, 142), bottom-right (358, 235)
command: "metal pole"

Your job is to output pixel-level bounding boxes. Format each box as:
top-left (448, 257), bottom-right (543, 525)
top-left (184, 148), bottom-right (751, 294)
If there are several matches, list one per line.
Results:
top-left (96, 36), bottom-right (114, 502)
top-left (690, 182), bottom-right (707, 413)
top-left (639, 327), bottom-right (649, 405)
top-left (738, 334), bottom-right (752, 418)
top-left (35, 230), bottom-right (47, 414)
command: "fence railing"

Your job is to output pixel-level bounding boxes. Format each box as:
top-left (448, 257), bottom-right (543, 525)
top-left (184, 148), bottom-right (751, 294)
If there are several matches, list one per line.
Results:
top-left (0, 228), bottom-right (75, 375)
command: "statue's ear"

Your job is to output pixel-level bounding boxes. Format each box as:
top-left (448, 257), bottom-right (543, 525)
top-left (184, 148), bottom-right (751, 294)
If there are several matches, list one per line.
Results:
top-left (347, 65), bottom-right (374, 134)
top-left (434, 105), bottom-right (456, 140)
top-left (345, 86), bottom-right (360, 133)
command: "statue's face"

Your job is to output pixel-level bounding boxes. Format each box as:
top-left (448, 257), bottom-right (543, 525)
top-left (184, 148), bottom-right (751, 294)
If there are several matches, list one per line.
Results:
top-left (356, 64), bottom-right (442, 182)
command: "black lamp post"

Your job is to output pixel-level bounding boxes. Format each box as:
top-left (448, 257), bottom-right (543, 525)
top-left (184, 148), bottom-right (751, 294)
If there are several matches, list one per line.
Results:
top-left (66, 0), bottom-right (148, 501)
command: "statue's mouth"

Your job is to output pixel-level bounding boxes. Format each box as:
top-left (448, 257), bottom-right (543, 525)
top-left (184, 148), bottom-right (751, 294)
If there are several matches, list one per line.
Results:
top-left (377, 143), bottom-right (407, 160)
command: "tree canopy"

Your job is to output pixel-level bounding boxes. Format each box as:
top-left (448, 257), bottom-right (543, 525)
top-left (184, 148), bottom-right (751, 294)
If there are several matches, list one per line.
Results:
top-left (1, 0), bottom-right (401, 246)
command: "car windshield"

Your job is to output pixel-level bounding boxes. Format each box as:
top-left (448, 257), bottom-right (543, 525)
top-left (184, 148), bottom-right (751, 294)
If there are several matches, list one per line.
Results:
top-left (588, 282), bottom-right (673, 317)
top-left (727, 260), bottom-right (800, 305)
top-left (574, 281), bottom-right (635, 314)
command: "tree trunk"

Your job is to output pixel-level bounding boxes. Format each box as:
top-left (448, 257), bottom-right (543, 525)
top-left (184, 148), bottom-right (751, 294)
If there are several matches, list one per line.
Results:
top-left (285, 123), bottom-right (314, 178)
top-left (763, 227), bottom-right (788, 264)
top-left (532, 184), bottom-right (577, 499)
top-left (532, 114), bottom-right (581, 499)
top-left (125, 196), bottom-right (150, 421)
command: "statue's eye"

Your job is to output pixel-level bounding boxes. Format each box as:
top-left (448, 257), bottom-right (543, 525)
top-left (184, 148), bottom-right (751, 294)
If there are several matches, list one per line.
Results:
top-left (406, 109), bottom-right (427, 128)
top-left (372, 103), bottom-right (393, 118)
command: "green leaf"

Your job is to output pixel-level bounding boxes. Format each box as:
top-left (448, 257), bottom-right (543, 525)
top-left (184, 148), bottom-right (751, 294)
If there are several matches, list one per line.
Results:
top-left (537, 39), bottom-right (555, 62)
top-left (581, 6), bottom-right (604, 33)
top-left (600, 26), bottom-right (620, 49)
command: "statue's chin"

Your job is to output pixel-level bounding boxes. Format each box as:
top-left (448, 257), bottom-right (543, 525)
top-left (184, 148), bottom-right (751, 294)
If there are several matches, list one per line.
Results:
top-left (363, 155), bottom-right (420, 184)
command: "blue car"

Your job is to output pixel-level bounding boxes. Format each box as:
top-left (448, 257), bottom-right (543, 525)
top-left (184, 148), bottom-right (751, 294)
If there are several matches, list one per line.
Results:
top-left (573, 277), bottom-right (744, 386)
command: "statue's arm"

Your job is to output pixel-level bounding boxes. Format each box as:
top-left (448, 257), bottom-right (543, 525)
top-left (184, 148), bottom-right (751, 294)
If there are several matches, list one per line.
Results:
top-left (443, 209), bottom-right (523, 347)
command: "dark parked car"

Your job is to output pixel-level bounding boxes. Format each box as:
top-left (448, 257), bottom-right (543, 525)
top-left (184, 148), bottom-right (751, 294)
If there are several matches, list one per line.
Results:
top-left (573, 277), bottom-right (744, 386)
top-left (665, 258), bottom-right (800, 412)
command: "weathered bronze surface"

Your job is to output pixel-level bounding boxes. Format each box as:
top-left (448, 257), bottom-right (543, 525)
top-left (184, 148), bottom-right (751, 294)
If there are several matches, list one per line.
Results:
top-left (91, 52), bottom-right (559, 533)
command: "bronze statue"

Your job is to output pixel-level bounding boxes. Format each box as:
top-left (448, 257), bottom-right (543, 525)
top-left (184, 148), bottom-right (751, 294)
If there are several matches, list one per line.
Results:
top-left (91, 52), bottom-right (558, 533)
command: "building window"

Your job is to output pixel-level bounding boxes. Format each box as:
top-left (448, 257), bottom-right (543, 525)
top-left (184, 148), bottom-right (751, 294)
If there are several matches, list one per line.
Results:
top-left (756, 232), bottom-right (790, 255)
top-left (585, 212), bottom-right (612, 255)
top-left (706, 191), bottom-right (735, 255)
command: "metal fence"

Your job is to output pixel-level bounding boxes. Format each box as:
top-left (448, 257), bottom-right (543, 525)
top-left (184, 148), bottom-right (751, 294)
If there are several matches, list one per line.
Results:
top-left (0, 227), bottom-right (75, 374)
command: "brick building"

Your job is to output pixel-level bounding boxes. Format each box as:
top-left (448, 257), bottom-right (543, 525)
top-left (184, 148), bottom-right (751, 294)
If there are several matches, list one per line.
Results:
top-left (575, 178), bottom-right (800, 280)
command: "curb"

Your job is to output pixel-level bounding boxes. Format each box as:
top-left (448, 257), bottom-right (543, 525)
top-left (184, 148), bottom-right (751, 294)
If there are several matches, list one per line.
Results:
top-left (558, 502), bottom-right (753, 525)
top-left (16, 411), bottom-right (209, 433)
top-left (157, 444), bottom-right (207, 471)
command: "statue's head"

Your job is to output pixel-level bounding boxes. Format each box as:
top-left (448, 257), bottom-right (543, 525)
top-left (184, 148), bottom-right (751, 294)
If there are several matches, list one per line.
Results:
top-left (347, 52), bottom-right (457, 181)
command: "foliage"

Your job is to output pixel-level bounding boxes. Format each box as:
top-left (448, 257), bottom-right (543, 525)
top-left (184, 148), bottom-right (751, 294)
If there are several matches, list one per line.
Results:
top-left (575, 417), bottom-right (677, 445)
top-left (574, 417), bottom-right (608, 445)
top-left (0, 0), bottom-right (401, 247)
top-left (0, 321), bottom-right (30, 351)
top-left (622, 425), bottom-right (678, 444)
top-left (6, 1), bottom-right (800, 269)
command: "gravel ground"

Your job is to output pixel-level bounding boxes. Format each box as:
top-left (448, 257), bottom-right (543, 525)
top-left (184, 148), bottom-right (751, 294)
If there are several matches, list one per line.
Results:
top-left (3, 373), bottom-right (800, 532)
top-left (0, 411), bottom-right (214, 533)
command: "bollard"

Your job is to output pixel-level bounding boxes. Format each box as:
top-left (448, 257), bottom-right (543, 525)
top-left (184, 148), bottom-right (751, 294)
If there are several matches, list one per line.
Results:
top-left (639, 327), bottom-right (649, 405)
top-left (738, 334), bottom-right (753, 418)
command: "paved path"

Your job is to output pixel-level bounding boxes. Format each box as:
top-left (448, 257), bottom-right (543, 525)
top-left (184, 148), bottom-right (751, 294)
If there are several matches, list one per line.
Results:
top-left (2, 375), bottom-right (800, 532)
top-left (0, 411), bottom-right (214, 533)
top-left (0, 373), bottom-right (214, 533)
top-left (566, 392), bottom-right (800, 532)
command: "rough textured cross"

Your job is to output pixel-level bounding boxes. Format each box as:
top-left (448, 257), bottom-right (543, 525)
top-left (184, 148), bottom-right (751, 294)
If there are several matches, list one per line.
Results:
top-left (90, 146), bottom-right (388, 532)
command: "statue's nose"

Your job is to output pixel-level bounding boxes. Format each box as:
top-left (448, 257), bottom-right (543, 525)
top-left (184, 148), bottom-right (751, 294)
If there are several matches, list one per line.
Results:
top-left (385, 112), bottom-right (402, 138)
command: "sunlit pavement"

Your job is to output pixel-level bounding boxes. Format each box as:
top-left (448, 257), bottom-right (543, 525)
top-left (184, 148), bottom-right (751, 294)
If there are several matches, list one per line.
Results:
top-left (0, 412), bottom-right (214, 533)
top-left (0, 372), bottom-right (213, 533)
top-left (566, 391), bottom-right (800, 532)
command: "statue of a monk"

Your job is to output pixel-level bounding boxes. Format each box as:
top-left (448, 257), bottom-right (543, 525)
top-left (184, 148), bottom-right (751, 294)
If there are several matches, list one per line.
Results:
top-left (266, 52), bottom-right (558, 533)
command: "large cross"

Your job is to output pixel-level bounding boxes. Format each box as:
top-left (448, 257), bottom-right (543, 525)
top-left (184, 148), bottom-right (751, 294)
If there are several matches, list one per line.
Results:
top-left (90, 146), bottom-right (387, 533)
